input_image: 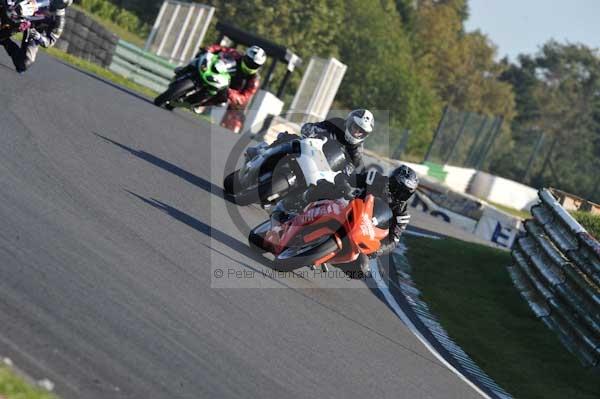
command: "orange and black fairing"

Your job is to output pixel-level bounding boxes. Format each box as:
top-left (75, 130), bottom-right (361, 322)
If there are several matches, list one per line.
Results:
top-left (265, 195), bottom-right (389, 266)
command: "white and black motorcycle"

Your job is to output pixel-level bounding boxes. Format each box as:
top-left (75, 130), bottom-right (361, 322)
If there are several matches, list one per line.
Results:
top-left (223, 137), bottom-right (351, 207)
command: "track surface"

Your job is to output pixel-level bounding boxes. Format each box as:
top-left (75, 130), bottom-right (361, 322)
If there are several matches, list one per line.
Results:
top-left (0, 53), bottom-right (480, 399)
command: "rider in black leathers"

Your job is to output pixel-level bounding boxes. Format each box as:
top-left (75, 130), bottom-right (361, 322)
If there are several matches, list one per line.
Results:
top-left (272, 109), bottom-right (375, 176)
top-left (0, 0), bottom-right (70, 72)
top-left (272, 164), bottom-right (418, 275)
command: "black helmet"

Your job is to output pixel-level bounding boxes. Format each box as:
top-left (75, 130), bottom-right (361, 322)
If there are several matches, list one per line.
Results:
top-left (50, 0), bottom-right (71, 10)
top-left (389, 165), bottom-right (419, 202)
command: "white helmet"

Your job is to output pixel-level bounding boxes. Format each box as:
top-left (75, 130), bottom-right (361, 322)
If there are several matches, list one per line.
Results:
top-left (344, 109), bottom-right (374, 145)
top-left (241, 45), bottom-right (267, 75)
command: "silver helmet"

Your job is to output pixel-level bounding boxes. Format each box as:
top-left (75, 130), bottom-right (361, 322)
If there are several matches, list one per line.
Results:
top-left (344, 109), bottom-right (374, 145)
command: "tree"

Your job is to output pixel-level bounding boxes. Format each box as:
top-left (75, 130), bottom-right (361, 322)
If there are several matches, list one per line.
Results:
top-left (411, 0), bottom-right (515, 119)
top-left (335, 0), bottom-right (441, 157)
top-left (494, 41), bottom-right (600, 201)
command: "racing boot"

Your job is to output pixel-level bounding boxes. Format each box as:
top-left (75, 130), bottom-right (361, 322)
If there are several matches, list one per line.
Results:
top-left (359, 253), bottom-right (371, 275)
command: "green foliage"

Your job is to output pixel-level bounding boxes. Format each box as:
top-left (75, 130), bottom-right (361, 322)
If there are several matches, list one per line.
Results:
top-left (494, 42), bottom-right (600, 202)
top-left (572, 211), bottom-right (600, 239)
top-left (412, 0), bottom-right (515, 119)
top-left (335, 0), bottom-right (440, 157)
top-left (75, 0), bottom-right (150, 38)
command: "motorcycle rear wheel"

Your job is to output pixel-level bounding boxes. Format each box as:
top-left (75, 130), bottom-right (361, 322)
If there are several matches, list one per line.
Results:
top-left (154, 78), bottom-right (196, 110)
top-left (232, 172), bottom-right (291, 206)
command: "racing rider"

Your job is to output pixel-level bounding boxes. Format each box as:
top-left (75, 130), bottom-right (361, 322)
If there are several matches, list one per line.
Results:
top-left (273, 164), bottom-right (418, 275)
top-left (268, 109), bottom-right (375, 176)
top-left (1, 0), bottom-right (71, 73)
top-left (187, 44), bottom-right (266, 133)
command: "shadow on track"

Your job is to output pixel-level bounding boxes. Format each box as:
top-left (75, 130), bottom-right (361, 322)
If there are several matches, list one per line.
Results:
top-left (98, 135), bottom-right (423, 341)
top-left (125, 190), bottom-right (277, 269)
top-left (125, 189), bottom-right (444, 364)
top-left (94, 132), bottom-right (233, 202)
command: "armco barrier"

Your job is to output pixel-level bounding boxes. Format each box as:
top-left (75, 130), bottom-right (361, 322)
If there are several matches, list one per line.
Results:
top-left (510, 188), bottom-right (600, 367)
top-left (108, 40), bottom-right (176, 93)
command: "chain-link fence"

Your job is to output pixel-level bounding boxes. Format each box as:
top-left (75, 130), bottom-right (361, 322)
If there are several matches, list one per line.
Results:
top-left (423, 106), bottom-right (503, 169)
top-left (422, 106), bottom-right (600, 203)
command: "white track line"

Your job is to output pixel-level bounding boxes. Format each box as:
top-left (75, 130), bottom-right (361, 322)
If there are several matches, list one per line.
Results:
top-left (371, 260), bottom-right (492, 399)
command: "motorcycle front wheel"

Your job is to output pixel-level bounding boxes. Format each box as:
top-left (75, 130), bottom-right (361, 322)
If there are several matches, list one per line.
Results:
top-left (274, 236), bottom-right (339, 269)
top-left (248, 220), bottom-right (272, 253)
top-left (154, 78), bottom-right (196, 110)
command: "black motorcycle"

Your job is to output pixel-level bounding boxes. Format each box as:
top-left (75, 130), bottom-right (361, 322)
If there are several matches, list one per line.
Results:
top-left (223, 136), bottom-right (351, 207)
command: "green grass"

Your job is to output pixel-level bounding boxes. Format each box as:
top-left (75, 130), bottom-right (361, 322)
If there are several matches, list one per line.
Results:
top-left (405, 235), bottom-right (600, 399)
top-left (71, 5), bottom-right (146, 47)
top-left (487, 200), bottom-right (531, 219)
top-left (0, 365), bottom-right (58, 399)
top-left (42, 46), bottom-right (158, 99)
top-left (571, 211), bottom-right (600, 240)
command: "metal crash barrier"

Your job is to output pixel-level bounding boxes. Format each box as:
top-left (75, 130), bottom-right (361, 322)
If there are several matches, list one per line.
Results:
top-left (509, 188), bottom-right (600, 367)
top-left (108, 40), bottom-right (176, 93)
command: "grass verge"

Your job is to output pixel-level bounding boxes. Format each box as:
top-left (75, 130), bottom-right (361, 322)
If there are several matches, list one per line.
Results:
top-left (404, 235), bottom-right (600, 399)
top-left (571, 211), bottom-right (600, 240)
top-left (487, 200), bottom-right (531, 219)
top-left (0, 365), bottom-right (57, 399)
top-left (42, 46), bottom-right (158, 99)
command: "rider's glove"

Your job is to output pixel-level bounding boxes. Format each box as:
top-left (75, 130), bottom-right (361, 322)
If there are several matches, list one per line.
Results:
top-left (333, 173), bottom-right (356, 200)
top-left (227, 89), bottom-right (245, 106)
top-left (28, 28), bottom-right (49, 47)
top-left (17, 0), bottom-right (36, 17)
top-left (28, 28), bottom-right (40, 41)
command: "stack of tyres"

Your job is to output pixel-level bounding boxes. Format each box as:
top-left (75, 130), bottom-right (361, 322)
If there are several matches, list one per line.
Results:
top-left (54, 8), bottom-right (118, 68)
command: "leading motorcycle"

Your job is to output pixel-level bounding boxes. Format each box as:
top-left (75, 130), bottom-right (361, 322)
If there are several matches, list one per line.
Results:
top-left (154, 51), bottom-right (236, 110)
top-left (249, 194), bottom-right (392, 271)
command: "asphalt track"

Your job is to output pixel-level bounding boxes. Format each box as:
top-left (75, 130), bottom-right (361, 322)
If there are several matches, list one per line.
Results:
top-left (0, 52), bottom-right (481, 399)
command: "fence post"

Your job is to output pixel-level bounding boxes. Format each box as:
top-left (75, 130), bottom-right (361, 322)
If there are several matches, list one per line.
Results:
top-left (536, 136), bottom-right (558, 184)
top-left (476, 116), bottom-right (504, 171)
top-left (465, 116), bottom-right (488, 167)
top-left (423, 105), bottom-right (449, 163)
top-left (591, 173), bottom-right (600, 200)
top-left (392, 129), bottom-right (411, 160)
top-left (444, 112), bottom-right (471, 164)
top-left (522, 131), bottom-right (545, 182)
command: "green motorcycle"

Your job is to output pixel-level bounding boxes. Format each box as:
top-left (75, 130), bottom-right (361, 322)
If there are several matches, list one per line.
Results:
top-left (154, 52), bottom-right (236, 110)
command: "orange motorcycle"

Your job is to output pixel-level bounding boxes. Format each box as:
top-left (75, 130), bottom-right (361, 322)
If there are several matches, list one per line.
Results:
top-left (249, 194), bottom-right (391, 270)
